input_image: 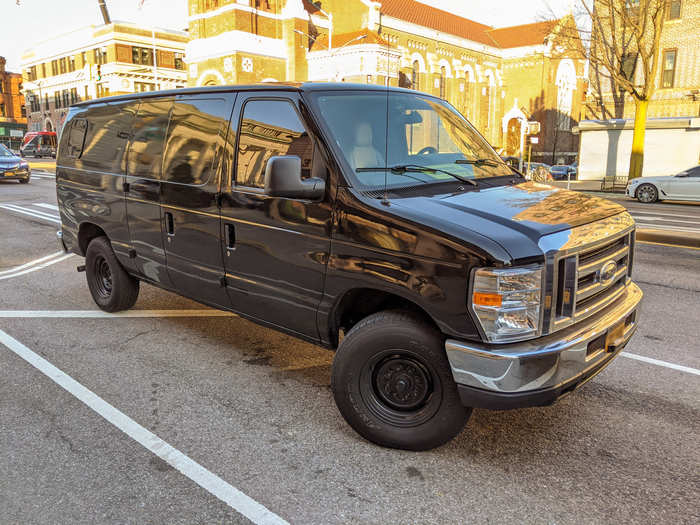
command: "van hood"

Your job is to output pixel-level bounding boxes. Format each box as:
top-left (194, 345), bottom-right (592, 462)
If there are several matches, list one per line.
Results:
top-left (385, 181), bottom-right (627, 262)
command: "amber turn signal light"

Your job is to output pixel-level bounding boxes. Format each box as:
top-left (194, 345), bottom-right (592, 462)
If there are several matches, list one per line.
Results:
top-left (473, 292), bottom-right (503, 307)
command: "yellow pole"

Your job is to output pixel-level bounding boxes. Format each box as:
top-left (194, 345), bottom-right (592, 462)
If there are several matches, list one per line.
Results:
top-left (628, 98), bottom-right (648, 180)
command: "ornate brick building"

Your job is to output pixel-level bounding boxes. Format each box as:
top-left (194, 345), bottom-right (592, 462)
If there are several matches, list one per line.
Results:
top-left (585, 0), bottom-right (700, 120)
top-left (0, 57), bottom-right (27, 151)
top-left (21, 22), bottom-right (189, 134)
top-left (185, 0), bottom-right (588, 161)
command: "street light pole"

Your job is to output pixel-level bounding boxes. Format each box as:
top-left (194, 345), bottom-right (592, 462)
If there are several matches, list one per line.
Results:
top-left (315, 7), bottom-right (333, 81)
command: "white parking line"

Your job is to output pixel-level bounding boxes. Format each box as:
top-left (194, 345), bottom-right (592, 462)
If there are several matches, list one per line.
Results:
top-left (631, 210), bottom-right (700, 219)
top-left (0, 328), bottom-right (288, 525)
top-left (631, 215), bottom-right (700, 225)
top-left (621, 352), bottom-right (700, 376)
top-left (0, 310), bottom-right (238, 318)
top-left (0, 251), bottom-right (66, 276)
top-left (0, 254), bottom-right (73, 281)
top-left (34, 203), bottom-right (59, 211)
top-left (0, 203), bottom-right (60, 224)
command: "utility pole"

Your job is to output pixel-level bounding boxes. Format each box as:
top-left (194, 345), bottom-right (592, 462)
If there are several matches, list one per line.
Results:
top-left (97, 0), bottom-right (111, 24)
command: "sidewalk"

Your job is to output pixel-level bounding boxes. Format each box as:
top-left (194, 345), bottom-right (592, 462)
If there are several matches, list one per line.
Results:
top-left (549, 180), bottom-right (700, 249)
top-left (549, 179), bottom-right (626, 199)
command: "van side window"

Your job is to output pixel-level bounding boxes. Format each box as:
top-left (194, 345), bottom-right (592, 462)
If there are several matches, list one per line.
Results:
top-left (80, 101), bottom-right (140, 173)
top-left (236, 99), bottom-right (313, 189)
top-left (127, 98), bottom-right (172, 179)
top-left (163, 97), bottom-right (228, 186)
top-left (66, 119), bottom-right (87, 158)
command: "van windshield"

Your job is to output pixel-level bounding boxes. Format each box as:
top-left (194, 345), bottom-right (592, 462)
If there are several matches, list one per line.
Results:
top-left (311, 91), bottom-right (513, 190)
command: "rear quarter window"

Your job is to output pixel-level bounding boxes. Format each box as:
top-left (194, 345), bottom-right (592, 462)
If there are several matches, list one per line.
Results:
top-left (66, 119), bottom-right (87, 158)
top-left (79, 101), bottom-right (140, 173)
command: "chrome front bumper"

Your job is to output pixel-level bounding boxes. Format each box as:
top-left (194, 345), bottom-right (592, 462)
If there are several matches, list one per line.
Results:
top-left (446, 281), bottom-right (642, 409)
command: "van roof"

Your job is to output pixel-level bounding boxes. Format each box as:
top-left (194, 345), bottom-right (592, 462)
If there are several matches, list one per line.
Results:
top-left (71, 82), bottom-right (423, 107)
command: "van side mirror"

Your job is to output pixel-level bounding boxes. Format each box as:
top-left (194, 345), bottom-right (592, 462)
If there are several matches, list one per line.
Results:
top-left (264, 156), bottom-right (325, 200)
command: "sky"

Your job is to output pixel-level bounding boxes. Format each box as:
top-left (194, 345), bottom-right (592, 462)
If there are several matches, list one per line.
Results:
top-left (1, 0), bottom-right (572, 72)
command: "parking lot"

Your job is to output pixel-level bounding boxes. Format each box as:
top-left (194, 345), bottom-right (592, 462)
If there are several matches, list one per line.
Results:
top-left (1, 173), bottom-right (699, 524)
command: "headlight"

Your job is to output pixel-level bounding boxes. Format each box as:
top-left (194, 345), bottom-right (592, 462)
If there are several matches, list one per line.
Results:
top-left (470, 266), bottom-right (543, 343)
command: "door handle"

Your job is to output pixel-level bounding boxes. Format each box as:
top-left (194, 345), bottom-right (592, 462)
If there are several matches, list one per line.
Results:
top-left (165, 212), bottom-right (174, 236)
top-left (225, 223), bottom-right (235, 250)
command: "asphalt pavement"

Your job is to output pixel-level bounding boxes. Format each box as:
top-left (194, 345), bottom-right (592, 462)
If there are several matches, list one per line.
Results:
top-left (1, 173), bottom-right (699, 524)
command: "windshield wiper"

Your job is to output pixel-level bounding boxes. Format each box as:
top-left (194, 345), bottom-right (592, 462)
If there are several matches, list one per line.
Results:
top-left (356, 164), bottom-right (477, 186)
top-left (455, 158), bottom-right (500, 168)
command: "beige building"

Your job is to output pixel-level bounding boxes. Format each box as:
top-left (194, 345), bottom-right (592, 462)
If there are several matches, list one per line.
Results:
top-left (21, 21), bottom-right (189, 133)
top-left (585, 0), bottom-right (700, 120)
top-left (185, 0), bottom-right (588, 160)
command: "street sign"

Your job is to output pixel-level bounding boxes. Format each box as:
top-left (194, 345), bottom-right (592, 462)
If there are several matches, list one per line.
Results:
top-left (527, 121), bottom-right (540, 135)
top-left (530, 136), bottom-right (539, 144)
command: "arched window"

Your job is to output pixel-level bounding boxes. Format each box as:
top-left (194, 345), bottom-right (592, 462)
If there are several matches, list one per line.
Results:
top-left (412, 60), bottom-right (420, 91)
top-left (439, 66), bottom-right (446, 99)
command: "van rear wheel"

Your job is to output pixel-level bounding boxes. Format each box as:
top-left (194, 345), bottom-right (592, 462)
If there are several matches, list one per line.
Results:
top-left (331, 310), bottom-right (470, 450)
top-left (85, 236), bottom-right (139, 312)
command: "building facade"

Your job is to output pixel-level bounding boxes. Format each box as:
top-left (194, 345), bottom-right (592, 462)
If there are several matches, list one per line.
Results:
top-left (585, 0), bottom-right (700, 121)
top-left (20, 22), bottom-right (189, 134)
top-left (185, 0), bottom-right (588, 161)
top-left (0, 56), bottom-right (27, 151)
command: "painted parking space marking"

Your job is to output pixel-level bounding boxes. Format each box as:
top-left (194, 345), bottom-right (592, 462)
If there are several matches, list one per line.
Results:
top-left (631, 210), bottom-right (700, 220)
top-left (0, 328), bottom-right (288, 525)
top-left (0, 203), bottom-right (60, 224)
top-left (34, 202), bottom-right (59, 211)
top-left (0, 251), bottom-right (67, 276)
top-left (0, 309), bottom-right (238, 318)
top-left (621, 352), bottom-right (700, 376)
top-left (0, 253), bottom-right (73, 281)
top-left (0, 309), bottom-right (697, 377)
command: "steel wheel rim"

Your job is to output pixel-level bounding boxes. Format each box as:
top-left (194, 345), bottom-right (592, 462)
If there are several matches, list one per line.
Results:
top-left (93, 255), bottom-right (113, 298)
top-left (359, 349), bottom-right (442, 428)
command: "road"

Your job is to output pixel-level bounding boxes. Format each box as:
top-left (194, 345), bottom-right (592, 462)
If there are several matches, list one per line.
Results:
top-left (1, 174), bottom-right (699, 524)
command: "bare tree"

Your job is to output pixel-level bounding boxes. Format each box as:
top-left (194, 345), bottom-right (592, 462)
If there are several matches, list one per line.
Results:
top-left (555, 0), bottom-right (669, 179)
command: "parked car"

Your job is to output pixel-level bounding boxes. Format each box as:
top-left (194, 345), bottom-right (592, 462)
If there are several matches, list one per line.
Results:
top-left (626, 165), bottom-right (700, 203)
top-left (0, 143), bottom-right (31, 183)
top-left (56, 83), bottom-right (642, 450)
top-left (20, 131), bottom-right (57, 158)
top-left (550, 164), bottom-right (577, 180)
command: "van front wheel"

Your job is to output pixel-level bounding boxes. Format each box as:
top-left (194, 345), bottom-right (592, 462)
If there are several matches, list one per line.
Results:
top-left (331, 310), bottom-right (470, 450)
top-left (85, 236), bottom-right (139, 312)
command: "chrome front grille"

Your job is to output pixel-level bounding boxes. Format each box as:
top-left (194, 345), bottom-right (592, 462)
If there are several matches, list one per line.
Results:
top-left (540, 213), bottom-right (636, 335)
top-left (553, 231), bottom-right (633, 328)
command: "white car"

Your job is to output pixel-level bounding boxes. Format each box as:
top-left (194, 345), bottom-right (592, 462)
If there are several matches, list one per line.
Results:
top-left (626, 165), bottom-right (700, 203)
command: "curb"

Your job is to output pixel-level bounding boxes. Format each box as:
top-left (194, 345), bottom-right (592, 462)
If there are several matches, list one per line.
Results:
top-left (636, 229), bottom-right (700, 249)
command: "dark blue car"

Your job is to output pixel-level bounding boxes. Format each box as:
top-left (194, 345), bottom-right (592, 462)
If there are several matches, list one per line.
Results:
top-left (550, 164), bottom-right (577, 180)
top-left (0, 143), bottom-right (31, 183)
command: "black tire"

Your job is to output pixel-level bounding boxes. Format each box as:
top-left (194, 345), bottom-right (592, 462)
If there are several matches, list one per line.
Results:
top-left (331, 310), bottom-right (471, 450)
top-left (85, 236), bottom-right (139, 312)
top-left (19, 176), bottom-right (30, 184)
top-left (636, 183), bottom-right (658, 203)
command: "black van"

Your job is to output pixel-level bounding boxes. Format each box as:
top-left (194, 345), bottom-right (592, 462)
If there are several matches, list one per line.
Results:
top-left (56, 83), bottom-right (642, 450)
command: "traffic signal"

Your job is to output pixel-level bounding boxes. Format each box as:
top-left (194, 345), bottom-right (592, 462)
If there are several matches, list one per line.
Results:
top-left (96, 64), bottom-right (102, 81)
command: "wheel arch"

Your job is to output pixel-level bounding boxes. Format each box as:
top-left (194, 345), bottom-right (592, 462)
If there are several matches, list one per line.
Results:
top-left (329, 287), bottom-right (441, 348)
top-left (77, 222), bottom-right (108, 256)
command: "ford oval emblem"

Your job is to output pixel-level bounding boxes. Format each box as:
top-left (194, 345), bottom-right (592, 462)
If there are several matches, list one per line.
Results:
top-left (599, 260), bottom-right (618, 285)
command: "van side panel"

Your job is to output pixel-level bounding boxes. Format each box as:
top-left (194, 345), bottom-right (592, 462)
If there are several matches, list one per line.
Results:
top-left (56, 101), bottom-right (139, 269)
top-left (124, 98), bottom-right (173, 286)
top-left (318, 188), bottom-right (486, 345)
top-left (159, 93), bottom-right (237, 308)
